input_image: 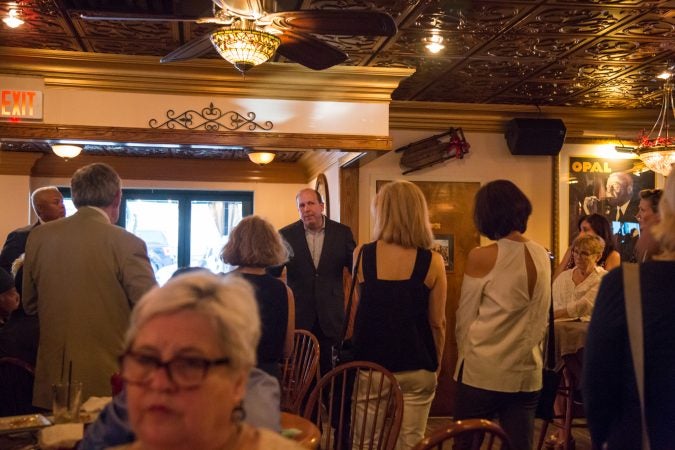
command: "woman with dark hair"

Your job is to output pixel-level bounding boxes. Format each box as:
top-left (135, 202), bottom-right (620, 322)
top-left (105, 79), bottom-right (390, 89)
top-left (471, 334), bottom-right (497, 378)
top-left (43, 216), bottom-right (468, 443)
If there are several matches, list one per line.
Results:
top-left (554, 213), bottom-right (620, 279)
top-left (221, 215), bottom-right (294, 380)
top-left (454, 180), bottom-right (551, 450)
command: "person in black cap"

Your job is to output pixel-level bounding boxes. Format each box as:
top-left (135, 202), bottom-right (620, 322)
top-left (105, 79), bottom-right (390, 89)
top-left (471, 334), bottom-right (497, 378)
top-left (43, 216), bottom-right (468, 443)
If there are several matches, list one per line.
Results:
top-left (0, 267), bottom-right (19, 326)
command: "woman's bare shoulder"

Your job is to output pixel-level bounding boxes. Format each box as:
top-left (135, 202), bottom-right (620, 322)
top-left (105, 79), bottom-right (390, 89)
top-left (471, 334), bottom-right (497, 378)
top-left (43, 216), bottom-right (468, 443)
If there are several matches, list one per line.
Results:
top-left (465, 243), bottom-right (498, 278)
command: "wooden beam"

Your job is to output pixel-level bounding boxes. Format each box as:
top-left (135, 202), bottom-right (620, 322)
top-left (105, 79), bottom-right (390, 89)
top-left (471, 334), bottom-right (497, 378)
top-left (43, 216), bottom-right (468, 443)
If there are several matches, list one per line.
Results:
top-left (0, 123), bottom-right (391, 152)
top-left (31, 153), bottom-right (307, 183)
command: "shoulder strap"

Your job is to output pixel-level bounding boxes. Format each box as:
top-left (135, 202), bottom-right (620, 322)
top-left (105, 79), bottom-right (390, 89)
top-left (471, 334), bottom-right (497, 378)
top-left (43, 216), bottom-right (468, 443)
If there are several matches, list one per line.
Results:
top-left (341, 246), bottom-right (365, 342)
top-left (362, 242), bottom-right (378, 282)
top-left (622, 262), bottom-right (651, 450)
top-left (411, 248), bottom-right (432, 282)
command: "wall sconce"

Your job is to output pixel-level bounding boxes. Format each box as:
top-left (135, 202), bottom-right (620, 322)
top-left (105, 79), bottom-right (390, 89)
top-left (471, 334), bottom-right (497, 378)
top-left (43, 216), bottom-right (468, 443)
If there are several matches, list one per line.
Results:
top-left (247, 150), bottom-right (275, 165)
top-left (3, 8), bottom-right (24, 28)
top-left (424, 34), bottom-right (445, 54)
top-left (51, 144), bottom-right (82, 159)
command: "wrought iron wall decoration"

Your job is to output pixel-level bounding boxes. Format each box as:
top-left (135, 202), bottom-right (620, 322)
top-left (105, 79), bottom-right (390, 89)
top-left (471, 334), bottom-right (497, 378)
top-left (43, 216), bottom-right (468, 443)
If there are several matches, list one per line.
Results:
top-left (396, 127), bottom-right (470, 175)
top-left (148, 103), bottom-right (274, 132)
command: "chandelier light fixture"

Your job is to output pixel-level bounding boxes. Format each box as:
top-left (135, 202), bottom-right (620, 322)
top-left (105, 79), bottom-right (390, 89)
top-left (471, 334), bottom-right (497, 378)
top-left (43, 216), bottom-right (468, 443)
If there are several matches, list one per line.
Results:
top-left (635, 70), bottom-right (675, 176)
top-left (51, 144), bottom-right (82, 159)
top-left (247, 150), bottom-right (276, 165)
top-left (3, 8), bottom-right (24, 28)
top-left (210, 21), bottom-right (281, 74)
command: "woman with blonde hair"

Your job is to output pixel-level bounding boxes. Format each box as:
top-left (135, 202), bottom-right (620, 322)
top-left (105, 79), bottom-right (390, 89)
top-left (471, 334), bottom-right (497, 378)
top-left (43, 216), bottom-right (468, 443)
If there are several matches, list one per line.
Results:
top-left (553, 233), bottom-right (607, 321)
top-left (111, 272), bottom-right (301, 450)
top-left (221, 215), bottom-right (294, 380)
top-left (352, 180), bottom-right (447, 450)
top-left (584, 170), bottom-right (675, 449)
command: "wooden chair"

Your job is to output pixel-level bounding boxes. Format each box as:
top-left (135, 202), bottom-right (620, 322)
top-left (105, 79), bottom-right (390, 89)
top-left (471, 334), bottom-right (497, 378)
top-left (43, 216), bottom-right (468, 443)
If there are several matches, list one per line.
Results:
top-left (280, 329), bottom-right (320, 414)
top-left (536, 359), bottom-right (587, 450)
top-left (302, 361), bottom-right (403, 450)
top-left (0, 357), bottom-right (37, 417)
top-left (413, 419), bottom-right (512, 450)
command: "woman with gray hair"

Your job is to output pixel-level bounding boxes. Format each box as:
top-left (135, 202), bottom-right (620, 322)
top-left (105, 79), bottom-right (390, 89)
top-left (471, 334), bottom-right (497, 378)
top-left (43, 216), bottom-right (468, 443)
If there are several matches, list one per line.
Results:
top-left (111, 272), bottom-right (301, 450)
top-left (552, 233), bottom-right (607, 321)
top-left (221, 215), bottom-right (294, 380)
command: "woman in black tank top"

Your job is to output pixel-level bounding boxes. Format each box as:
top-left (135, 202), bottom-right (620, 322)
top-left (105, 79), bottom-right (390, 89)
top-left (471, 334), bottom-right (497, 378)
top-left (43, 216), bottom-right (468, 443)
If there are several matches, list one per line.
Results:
top-left (351, 181), bottom-right (447, 450)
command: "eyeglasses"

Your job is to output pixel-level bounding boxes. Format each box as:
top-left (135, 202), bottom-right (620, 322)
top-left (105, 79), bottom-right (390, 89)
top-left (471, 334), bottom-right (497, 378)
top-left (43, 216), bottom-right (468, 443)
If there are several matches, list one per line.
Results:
top-left (120, 350), bottom-right (230, 388)
top-left (572, 249), bottom-right (596, 258)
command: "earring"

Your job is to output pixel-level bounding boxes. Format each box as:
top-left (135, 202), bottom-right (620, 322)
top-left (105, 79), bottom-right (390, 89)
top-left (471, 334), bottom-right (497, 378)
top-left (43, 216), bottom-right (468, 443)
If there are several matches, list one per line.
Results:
top-left (232, 402), bottom-right (246, 423)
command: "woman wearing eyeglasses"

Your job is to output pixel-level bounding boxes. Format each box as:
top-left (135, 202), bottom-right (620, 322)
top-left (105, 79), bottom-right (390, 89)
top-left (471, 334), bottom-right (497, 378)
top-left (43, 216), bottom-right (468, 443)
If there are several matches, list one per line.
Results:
top-left (552, 233), bottom-right (607, 321)
top-left (110, 272), bottom-right (301, 450)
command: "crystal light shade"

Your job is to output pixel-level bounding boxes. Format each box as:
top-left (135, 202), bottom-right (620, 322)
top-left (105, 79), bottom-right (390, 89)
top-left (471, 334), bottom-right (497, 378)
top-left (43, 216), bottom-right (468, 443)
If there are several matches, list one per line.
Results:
top-left (635, 73), bottom-right (674, 176)
top-left (210, 29), bottom-right (281, 73)
top-left (3, 9), bottom-right (24, 28)
top-left (247, 150), bottom-right (275, 165)
top-left (51, 144), bottom-right (82, 159)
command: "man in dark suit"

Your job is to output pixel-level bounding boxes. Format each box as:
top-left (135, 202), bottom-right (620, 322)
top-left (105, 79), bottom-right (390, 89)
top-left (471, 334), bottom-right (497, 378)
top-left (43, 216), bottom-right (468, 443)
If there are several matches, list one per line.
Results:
top-left (279, 188), bottom-right (355, 378)
top-left (0, 186), bottom-right (65, 275)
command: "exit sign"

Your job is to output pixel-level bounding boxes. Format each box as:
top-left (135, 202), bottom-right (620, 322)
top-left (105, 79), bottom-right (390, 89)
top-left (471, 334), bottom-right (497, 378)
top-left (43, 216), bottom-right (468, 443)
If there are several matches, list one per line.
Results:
top-left (1, 89), bottom-right (43, 120)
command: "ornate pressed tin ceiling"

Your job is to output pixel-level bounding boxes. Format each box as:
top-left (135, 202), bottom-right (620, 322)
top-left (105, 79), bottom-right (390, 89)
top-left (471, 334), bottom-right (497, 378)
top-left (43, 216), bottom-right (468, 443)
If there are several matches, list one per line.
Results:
top-left (1, 0), bottom-right (672, 109)
top-left (0, 0), bottom-right (673, 162)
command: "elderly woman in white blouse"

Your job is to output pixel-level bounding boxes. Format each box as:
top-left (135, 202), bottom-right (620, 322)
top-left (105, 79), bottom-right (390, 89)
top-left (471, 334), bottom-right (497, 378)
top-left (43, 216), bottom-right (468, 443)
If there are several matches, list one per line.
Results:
top-left (553, 234), bottom-right (606, 321)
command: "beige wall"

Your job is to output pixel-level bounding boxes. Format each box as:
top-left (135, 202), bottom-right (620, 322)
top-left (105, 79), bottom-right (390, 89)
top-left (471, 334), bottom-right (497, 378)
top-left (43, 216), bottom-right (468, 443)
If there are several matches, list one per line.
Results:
top-left (0, 175), bottom-right (32, 242)
top-left (359, 130), bottom-right (554, 249)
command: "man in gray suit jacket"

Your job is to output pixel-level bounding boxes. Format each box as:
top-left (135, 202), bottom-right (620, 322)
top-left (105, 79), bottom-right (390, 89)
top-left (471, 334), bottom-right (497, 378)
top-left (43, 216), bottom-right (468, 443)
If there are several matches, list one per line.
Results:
top-left (278, 188), bottom-right (355, 377)
top-left (23, 163), bottom-right (157, 408)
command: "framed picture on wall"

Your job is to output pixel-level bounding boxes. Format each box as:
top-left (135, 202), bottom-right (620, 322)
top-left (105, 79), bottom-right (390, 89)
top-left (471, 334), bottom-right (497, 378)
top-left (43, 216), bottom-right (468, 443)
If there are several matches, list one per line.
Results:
top-left (315, 173), bottom-right (330, 218)
top-left (568, 156), bottom-right (655, 262)
top-left (432, 234), bottom-right (454, 272)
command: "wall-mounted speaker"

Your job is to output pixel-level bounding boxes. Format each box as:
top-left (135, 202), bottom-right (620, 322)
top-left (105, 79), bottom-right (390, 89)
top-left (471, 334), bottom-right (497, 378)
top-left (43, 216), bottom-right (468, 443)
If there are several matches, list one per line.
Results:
top-left (504, 118), bottom-right (567, 155)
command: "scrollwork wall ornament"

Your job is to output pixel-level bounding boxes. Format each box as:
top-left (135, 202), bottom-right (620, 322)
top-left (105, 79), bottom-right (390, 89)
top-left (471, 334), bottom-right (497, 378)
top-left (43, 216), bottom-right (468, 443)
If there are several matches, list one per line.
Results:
top-left (149, 103), bottom-right (274, 132)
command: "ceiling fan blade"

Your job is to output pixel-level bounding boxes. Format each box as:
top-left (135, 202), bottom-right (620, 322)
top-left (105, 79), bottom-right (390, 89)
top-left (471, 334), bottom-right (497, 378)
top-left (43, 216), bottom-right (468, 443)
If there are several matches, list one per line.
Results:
top-left (264, 10), bottom-right (397, 36)
top-left (213, 0), bottom-right (265, 19)
top-left (276, 30), bottom-right (347, 70)
top-left (79, 12), bottom-right (206, 22)
top-left (161, 34), bottom-right (214, 63)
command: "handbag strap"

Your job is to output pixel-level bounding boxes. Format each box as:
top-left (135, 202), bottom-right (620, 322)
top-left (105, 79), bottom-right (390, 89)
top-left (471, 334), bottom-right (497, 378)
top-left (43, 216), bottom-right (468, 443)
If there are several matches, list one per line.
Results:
top-left (622, 262), bottom-right (651, 450)
top-left (340, 245), bottom-right (364, 342)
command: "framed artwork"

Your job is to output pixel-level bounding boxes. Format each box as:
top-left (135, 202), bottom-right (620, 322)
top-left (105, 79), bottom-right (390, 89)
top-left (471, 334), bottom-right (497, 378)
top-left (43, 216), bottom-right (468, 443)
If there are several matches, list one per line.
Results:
top-left (432, 234), bottom-right (455, 272)
top-left (315, 173), bottom-right (330, 217)
top-left (568, 156), bottom-right (655, 262)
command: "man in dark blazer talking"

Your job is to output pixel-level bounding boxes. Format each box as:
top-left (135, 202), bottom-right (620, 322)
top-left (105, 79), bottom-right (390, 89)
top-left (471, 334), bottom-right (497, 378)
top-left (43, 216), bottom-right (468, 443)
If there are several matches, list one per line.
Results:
top-left (279, 188), bottom-right (355, 377)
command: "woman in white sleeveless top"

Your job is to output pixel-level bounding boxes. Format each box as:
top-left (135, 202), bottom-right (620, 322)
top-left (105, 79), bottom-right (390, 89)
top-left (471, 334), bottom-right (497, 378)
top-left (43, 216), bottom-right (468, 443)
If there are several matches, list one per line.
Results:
top-left (454, 180), bottom-right (552, 450)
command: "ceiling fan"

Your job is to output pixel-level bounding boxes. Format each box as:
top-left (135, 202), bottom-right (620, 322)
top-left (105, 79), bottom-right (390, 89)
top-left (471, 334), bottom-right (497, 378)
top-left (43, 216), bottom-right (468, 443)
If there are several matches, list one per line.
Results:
top-left (80, 0), bottom-right (397, 73)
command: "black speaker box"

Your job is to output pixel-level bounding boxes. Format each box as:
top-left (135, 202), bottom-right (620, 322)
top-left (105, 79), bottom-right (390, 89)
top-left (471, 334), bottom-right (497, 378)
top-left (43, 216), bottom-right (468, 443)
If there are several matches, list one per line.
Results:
top-left (505, 118), bottom-right (567, 155)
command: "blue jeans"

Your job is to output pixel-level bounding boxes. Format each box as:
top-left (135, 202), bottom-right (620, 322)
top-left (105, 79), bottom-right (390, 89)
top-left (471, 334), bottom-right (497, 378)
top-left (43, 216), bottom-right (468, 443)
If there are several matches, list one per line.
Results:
top-left (454, 381), bottom-right (540, 450)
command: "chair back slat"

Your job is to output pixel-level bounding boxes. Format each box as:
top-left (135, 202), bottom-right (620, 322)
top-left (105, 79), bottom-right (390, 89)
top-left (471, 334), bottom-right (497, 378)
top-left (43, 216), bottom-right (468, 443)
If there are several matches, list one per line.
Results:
top-left (412, 419), bottom-right (512, 450)
top-left (302, 361), bottom-right (404, 450)
top-left (280, 330), bottom-right (320, 414)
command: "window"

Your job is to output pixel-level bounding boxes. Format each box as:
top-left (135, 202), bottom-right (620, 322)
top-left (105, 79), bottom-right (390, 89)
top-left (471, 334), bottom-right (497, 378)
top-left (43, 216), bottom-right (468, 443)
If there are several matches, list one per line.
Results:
top-left (59, 188), bottom-right (252, 284)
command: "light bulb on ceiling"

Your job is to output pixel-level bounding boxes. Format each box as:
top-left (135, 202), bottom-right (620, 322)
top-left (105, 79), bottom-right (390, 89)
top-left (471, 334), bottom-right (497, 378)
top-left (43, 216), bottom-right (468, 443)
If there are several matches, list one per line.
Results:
top-left (247, 150), bottom-right (276, 165)
top-left (3, 8), bottom-right (24, 28)
top-left (424, 34), bottom-right (445, 54)
top-left (51, 144), bottom-right (82, 159)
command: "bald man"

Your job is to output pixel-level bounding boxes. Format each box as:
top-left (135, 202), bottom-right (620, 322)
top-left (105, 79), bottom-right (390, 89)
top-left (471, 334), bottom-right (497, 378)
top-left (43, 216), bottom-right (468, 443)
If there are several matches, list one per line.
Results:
top-left (583, 172), bottom-right (639, 223)
top-left (0, 186), bottom-right (66, 275)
